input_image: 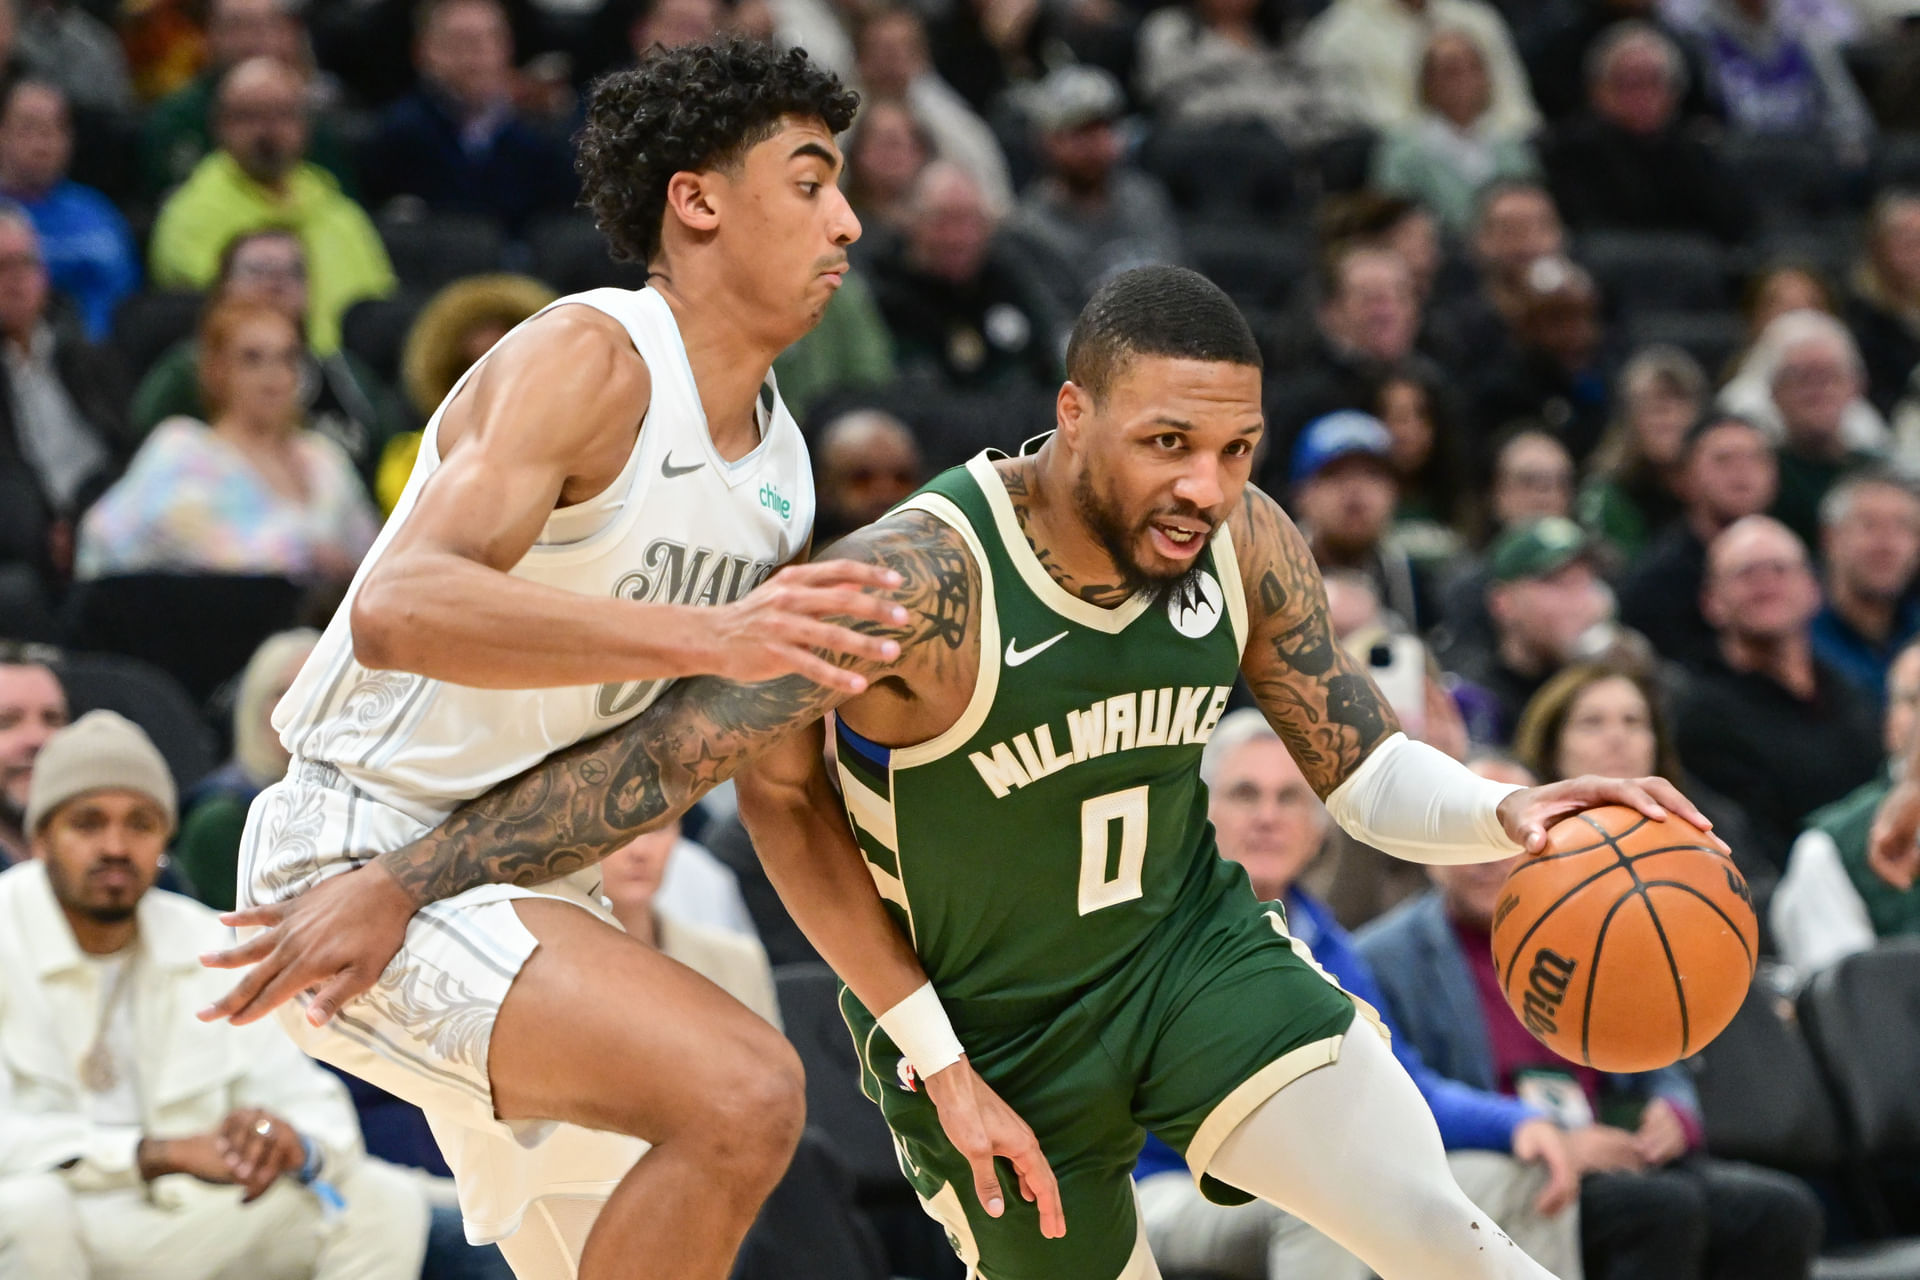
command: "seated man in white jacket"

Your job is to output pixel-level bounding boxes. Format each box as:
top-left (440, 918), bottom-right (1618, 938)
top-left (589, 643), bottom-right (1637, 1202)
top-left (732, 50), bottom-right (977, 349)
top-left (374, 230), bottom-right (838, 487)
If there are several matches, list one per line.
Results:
top-left (1774, 638), bottom-right (1920, 975)
top-left (0, 710), bottom-right (428, 1280)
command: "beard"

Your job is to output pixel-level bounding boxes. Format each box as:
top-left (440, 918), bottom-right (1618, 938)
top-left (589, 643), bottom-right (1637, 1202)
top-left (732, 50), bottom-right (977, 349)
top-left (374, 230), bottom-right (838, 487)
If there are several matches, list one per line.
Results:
top-left (239, 136), bottom-right (296, 184)
top-left (1072, 468), bottom-right (1208, 609)
top-left (46, 858), bottom-right (145, 923)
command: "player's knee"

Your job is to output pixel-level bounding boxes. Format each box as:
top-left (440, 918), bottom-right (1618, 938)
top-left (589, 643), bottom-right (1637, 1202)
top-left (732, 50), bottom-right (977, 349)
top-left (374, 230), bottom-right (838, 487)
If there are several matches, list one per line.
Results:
top-left (689, 1034), bottom-right (806, 1176)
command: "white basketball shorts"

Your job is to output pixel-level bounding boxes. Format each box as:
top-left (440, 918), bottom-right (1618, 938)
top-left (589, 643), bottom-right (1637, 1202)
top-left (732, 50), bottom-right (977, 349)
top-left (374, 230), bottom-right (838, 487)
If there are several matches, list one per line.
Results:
top-left (237, 759), bottom-right (646, 1244)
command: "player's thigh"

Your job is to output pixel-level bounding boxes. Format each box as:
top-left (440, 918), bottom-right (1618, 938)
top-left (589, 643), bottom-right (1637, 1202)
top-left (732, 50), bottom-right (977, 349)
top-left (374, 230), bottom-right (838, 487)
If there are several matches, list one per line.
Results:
top-left (1133, 902), bottom-right (1360, 1180)
top-left (489, 897), bottom-right (804, 1144)
top-left (891, 1140), bottom-right (1154, 1280)
top-left (844, 988), bottom-right (1146, 1279)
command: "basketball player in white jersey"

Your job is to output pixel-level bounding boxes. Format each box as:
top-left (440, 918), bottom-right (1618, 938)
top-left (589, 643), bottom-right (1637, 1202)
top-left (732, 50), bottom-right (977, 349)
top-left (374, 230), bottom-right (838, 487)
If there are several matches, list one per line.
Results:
top-left (202, 39), bottom-right (1060, 1280)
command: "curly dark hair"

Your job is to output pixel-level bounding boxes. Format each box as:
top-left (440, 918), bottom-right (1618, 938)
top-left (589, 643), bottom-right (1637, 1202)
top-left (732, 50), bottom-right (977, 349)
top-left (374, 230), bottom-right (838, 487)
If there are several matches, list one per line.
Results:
top-left (576, 37), bottom-right (859, 266)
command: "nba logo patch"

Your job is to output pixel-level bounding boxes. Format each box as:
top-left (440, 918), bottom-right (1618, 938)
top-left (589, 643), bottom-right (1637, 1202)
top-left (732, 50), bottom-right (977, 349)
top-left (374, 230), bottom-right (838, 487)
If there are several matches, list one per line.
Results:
top-left (896, 1056), bottom-right (919, 1092)
top-left (1168, 571), bottom-right (1224, 638)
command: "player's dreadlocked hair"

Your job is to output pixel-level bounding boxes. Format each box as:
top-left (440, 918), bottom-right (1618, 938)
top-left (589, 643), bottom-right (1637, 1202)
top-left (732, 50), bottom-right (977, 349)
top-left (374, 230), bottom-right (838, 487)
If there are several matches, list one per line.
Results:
top-left (576, 37), bottom-right (859, 265)
top-left (1066, 266), bottom-right (1263, 405)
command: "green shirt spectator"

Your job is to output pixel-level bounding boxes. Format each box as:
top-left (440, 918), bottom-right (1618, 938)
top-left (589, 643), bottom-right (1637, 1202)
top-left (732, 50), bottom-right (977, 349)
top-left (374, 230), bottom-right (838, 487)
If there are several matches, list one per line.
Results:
top-left (143, 71), bottom-right (360, 201)
top-left (149, 59), bottom-right (393, 355)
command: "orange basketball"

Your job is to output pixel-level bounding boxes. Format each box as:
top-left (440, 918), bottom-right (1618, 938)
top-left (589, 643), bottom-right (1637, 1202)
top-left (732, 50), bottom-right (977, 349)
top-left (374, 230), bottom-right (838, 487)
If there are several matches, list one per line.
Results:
top-left (1489, 804), bottom-right (1758, 1073)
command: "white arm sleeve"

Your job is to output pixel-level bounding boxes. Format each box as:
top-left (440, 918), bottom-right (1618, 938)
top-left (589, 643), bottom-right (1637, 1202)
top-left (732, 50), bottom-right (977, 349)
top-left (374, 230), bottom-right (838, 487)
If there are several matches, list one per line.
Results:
top-left (1323, 733), bottom-right (1525, 865)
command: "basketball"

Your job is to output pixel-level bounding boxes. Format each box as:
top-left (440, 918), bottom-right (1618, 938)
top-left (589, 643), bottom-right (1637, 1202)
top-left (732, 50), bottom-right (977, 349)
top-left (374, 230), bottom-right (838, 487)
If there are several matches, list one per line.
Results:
top-left (1489, 804), bottom-right (1759, 1073)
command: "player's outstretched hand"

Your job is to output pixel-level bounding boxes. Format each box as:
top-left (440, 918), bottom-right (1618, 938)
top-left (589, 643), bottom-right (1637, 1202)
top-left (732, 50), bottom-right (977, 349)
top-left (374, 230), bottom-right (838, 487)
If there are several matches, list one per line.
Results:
top-left (196, 863), bottom-right (416, 1027)
top-left (1496, 774), bottom-right (1730, 857)
top-left (922, 1056), bottom-right (1067, 1239)
top-left (1867, 776), bottom-right (1920, 890)
top-left (708, 560), bottom-right (908, 693)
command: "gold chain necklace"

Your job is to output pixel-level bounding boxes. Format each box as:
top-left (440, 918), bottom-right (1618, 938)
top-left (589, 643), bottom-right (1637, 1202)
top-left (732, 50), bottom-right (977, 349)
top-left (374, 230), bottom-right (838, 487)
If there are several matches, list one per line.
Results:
top-left (78, 951), bottom-right (137, 1095)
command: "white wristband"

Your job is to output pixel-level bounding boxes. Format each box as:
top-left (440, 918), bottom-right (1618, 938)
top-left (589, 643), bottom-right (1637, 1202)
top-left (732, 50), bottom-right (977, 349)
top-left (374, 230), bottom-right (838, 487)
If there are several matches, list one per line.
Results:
top-left (876, 982), bottom-right (966, 1077)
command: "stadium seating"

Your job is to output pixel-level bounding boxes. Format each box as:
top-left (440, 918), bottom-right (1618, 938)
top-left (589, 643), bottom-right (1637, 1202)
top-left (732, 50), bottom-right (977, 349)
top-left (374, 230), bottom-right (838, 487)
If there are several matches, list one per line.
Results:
top-left (112, 290), bottom-right (205, 383)
top-left (1720, 133), bottom-right (1855, 234)
top-left (1141, 123), bottom-right (1297, 226)
top-left (1185, 223), bottom-right (1313, 320)
top-left (1690, 974), bottom-right (1920, 1276)
top-left (61, 572), bottom-right (305, 708)
top-left (1800, 940), bottom-right (1920, 1243)
top-left (1580, 231), bottom-right (1734, 317)
top-left (56, 651), bottom-right (216, 791)
top-left (1624, 310), bottom-right (1748, 379)
top-left (342, 290), bottom-right (428, 386)
top-left (528, 213), bottom-right (652, 297)
top-left (377, 211), bottom-right (508, 294)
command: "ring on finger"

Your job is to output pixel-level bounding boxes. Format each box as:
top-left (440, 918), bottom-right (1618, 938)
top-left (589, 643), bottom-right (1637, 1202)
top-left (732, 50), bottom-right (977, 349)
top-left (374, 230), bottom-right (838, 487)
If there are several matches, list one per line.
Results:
top-left (254, 1120), bottom-right (273, 1137)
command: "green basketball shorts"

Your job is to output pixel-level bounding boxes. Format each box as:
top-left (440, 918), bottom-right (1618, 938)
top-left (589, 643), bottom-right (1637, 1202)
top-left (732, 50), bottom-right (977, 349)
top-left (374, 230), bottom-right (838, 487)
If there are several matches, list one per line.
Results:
top-left (839, 880), bottom-right (1372, 1280)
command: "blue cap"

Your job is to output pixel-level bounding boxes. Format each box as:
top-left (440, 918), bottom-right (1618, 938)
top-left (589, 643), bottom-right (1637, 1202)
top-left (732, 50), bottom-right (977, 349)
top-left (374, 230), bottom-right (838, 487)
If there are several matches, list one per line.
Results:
top-left (1291, 411), bottom-right (1394, 486)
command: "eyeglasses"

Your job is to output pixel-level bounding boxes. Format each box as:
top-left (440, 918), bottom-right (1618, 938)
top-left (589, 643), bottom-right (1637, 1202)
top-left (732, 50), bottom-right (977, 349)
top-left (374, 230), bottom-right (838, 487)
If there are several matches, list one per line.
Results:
top-left (1715, 558), bottom-right (1809, 583)
top-left (231, 260), bottom-right (307, 282)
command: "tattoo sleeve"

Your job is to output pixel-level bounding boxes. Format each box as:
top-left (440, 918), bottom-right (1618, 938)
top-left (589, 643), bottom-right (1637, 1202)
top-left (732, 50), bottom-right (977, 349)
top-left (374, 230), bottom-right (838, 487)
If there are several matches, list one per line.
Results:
top-left (1235, 485), bottom-right (1400, 798)
top-left (373, 511), bottom-right (979, 907)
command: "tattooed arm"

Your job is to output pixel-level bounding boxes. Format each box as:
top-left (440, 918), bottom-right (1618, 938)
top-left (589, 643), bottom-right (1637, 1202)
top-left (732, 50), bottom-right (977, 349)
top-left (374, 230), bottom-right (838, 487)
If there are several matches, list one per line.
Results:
top-left (1231, 484), bottom-right (1398, 797)
top-left (198, 509), bottom-right (972, 1021)
top-left (370, 507), bottom-right (972, 904)
top-left (1229, 485), bottom-right (1720, 862)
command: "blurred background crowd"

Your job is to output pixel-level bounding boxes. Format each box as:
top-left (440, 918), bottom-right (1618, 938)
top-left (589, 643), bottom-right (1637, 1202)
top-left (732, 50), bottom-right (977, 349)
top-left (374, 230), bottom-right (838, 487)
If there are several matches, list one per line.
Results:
top-left (4, 0), bottom-right (1920, 1274)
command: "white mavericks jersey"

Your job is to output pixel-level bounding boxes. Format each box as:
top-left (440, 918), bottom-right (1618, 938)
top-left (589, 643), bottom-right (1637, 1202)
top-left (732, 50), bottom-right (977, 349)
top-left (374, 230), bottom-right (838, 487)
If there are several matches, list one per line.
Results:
top-left (273, 286), bottom-right (815, 830)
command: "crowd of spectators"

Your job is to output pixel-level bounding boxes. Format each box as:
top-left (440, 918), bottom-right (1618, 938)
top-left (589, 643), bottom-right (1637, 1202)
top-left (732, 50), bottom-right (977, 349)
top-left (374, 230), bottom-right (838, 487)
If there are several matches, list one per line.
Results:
top-left (3, 0), bottom-right (1920, 1273)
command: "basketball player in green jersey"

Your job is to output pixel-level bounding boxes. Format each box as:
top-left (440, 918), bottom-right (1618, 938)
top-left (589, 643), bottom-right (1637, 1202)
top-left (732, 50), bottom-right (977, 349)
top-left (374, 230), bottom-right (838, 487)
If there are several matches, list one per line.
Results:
top-left (209, 266), bottom-right (1720, 1279)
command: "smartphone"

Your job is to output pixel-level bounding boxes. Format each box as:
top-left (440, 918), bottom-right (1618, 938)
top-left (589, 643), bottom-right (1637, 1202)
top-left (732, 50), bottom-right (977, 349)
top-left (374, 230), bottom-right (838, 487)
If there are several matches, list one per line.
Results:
top-left (1366, 634), bottom-right (1427, 741)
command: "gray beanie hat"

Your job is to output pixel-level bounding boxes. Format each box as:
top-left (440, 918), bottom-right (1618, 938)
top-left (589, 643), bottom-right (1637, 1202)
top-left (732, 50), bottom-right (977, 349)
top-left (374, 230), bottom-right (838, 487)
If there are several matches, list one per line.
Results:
top-left (25, 711), bottom-right (177, 835)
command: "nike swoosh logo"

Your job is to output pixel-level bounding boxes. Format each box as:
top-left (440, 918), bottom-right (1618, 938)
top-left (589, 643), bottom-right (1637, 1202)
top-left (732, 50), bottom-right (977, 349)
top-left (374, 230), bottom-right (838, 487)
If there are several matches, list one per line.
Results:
top-left (1004, 632), bottom-right (1068, 667)
top-left (661, 454), bottom-right (703, 478)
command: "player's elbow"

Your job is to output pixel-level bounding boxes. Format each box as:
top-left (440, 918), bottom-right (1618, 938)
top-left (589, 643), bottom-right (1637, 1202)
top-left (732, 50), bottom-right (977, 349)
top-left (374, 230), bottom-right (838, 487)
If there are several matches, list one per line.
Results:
top-left (349, 577), bottom-right (411, 671)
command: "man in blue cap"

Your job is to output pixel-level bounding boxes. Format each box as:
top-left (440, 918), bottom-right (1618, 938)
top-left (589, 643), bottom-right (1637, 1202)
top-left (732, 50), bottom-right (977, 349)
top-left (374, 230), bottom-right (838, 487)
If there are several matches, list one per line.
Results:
top-left (1289, 410), bottom-right (1433, 631)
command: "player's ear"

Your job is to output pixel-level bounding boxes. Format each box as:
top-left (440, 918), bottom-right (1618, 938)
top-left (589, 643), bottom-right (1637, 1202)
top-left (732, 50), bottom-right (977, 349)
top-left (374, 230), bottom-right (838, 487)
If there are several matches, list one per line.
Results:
top-left (665, 170), bottom-right (722, 235)
top-left (1057, 380), bottom-right (1090, 447)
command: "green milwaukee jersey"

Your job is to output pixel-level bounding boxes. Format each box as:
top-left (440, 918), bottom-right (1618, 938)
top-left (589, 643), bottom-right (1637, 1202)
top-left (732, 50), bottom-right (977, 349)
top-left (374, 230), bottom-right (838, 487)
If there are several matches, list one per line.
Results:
top-left (832, 451), bottom-right (1250, 1024)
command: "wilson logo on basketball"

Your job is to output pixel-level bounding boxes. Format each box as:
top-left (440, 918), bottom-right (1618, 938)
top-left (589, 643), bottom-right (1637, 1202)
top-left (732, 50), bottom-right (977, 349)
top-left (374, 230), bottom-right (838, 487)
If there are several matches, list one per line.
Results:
top-left (1724, 865), bottom-right (1753, 907)
top-left (1522, 948), bottom-right (1579, 1037)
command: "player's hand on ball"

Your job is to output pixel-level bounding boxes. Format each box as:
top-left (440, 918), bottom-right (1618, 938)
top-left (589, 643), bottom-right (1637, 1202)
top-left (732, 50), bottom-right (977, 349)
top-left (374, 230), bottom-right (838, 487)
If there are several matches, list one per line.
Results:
top-left (922, 1056), bottom-right (1066, 1239)
top-left (707, 560), bottom-right (910, 693)
top-left (1510, 1117), bottom-right (1579, 1216)
top-left (1867, 776), bottom-right (1920, 890)
top-left (1633, 1097), bottom-right (1690, 1167)
top-left (1497, 775), bottom-right (1727, 857)
top-left (197, 863), bottom-right (415, 1027)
